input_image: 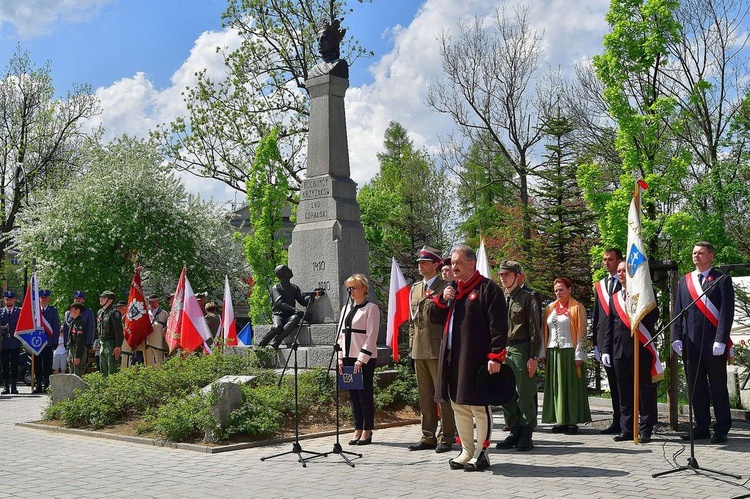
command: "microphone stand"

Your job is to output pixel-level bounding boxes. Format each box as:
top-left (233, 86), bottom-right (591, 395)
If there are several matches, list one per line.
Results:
top-left (324, 287), bottom-right (362, 467)
top-left (260, 300), bottom-right (328, 467)
top-left (649, 269), bottom-right (740, 480)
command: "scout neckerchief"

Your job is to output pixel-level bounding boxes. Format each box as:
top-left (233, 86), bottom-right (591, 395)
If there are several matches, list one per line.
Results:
top-left (612, 290), bottom-right (664, 382)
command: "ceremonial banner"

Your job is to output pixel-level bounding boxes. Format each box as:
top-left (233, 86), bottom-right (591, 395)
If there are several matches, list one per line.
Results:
top-left (166, 268), bottom-right (186, 353)
top-left (626, 180), bottom-right (657, 333)
top-left (476, 237), bottom-right (490, 279)
top-left (179, 274), bottom-right (213, 353)
top-left (124, 266), bottom-right (153, 349)
top-left (15, 273), bottom-right (53, 356)
top-left (222, 275), bottom-right (238, 347)
top-left (387, 257), bottom-right (409, 362)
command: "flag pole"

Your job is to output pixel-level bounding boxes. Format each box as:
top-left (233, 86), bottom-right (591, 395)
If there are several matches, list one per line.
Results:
top-left (632, 182), bottom-right (640, 444)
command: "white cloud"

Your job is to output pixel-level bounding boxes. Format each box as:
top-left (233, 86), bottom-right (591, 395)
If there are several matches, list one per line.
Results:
top-left (345, 0), bottom-right (610, 188)
top-left (0, 0), bottom-right (111, 38)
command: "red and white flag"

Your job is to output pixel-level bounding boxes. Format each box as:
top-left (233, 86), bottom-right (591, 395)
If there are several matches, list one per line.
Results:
top-left (179, 274), bottom-right (213, 354)
top-left (222, 275), bottom-right (238, 347)
top-left (123, 267), bottom-right (153, 350)
top-left (387, 257), bottom-right (410, 362)
top-left (166, 268), bottom-right (186, 353)
top-left (15, 272), bottom-right (53, 356)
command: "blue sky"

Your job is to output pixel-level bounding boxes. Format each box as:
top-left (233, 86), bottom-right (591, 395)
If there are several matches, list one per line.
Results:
top-left (0, 0), bottom-right (422, 94)
top-left (0, 0), bottom-right (611, 203)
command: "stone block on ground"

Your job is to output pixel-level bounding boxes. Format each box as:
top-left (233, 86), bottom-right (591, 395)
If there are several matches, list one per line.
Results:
top-left (49, 374), bottom-right (89, 403)
top-left (203, 380), bottom-right (246, 443)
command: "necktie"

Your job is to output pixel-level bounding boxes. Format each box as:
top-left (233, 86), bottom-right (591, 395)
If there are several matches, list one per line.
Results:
top-left (608, 276), bottom-right (615, 296)
top-left (698, 273), bottom-right (705, 288)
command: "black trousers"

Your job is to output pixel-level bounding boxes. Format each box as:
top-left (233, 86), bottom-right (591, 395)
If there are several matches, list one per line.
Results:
top-left (614, 349), bottom-right (657, 436)
top-left (685, 348), bottom-right (731, 436)
top-left (603, 364), bottom-right (621, 423)
top-left (34, 345), bottom-right (54, 389)
top-left (344, 357), bottom-right (376, 430)
top-left (1, 348), bottom-right (20, 389)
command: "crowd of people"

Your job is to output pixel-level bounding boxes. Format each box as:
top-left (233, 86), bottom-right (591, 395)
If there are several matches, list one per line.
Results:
top-left (333, 240), bottom-right (735, 472)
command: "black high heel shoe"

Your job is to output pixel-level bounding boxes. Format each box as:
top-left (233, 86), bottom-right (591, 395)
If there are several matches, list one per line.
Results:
top-left (357, 432), bottom-right (373, 445)
top-left (349, 432), bottom-right (362, 445)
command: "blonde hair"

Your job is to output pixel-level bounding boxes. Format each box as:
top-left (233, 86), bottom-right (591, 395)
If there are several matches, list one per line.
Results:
top-left (345, 273), bottom-right (369, 296)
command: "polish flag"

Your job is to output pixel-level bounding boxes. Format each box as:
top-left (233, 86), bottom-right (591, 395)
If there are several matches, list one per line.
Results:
top-left (222, 275), bottom-right (238, 346)
top-left (15, 272), bottom-right (53, 356)
top-left (179, 274), bottom-right (213, 354)
top-left (165, 268), bottom-right (185, 353)
top-left (387, 257), bottom-right (410, 362)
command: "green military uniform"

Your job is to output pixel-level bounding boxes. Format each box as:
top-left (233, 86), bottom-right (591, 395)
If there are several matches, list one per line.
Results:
top-left (67, 315), bottom-right (88, 377)
top-left (497, 261), bottom-right (541, 451)
top-left (97, 292), bottom-right (123, 377)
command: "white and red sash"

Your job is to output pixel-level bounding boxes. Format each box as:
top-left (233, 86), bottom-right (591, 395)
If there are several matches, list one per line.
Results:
top-left (612, 292), bottom-right (664, 382)
top-left (684, 271), bottom-right (734, 362)
top-left (595, 278), bottom-right (613, 316)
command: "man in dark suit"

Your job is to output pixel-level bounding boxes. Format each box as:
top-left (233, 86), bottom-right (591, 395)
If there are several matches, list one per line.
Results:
top-left (1, 291), bottom-right (22, 394)
top-left (407, 246), bottom-right (455, 453)
top-left (671, 241), bottom-right (734, 444)
top-left (33, 289), bottom-right (61, 393)
top-left (601, 261), bottom-right (658, 443)
top-left (591, 248), bottom-right (623, 434)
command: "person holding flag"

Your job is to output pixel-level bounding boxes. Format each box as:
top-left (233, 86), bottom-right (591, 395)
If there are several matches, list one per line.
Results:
top-left (34, 290), bottom-right (61, 393)
top-left (671, 241), bottom-right (734, 444)
top-left (601, 261), bottom-right (660, 443)
top-left (146, 294), bottom-right (169, 364)
top-left (1, 291), bottom-right (22, 394)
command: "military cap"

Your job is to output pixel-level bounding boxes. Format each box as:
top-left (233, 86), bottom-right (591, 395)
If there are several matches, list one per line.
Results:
top-left (39, 289), bottom-right (52, 297)
top-left (116, 300), bottom-right (127, 307)
top-left (498, 260), bottom-right (523, 274)
top-left (100, 290), bottom-right (117, 300)
top-left (69, 302), bottom-right (85, 312)
top-left (147, 293), bottom-right (159, 301)
top-left (3, 290), bottom-right (16, 298)
top-left (73, 290), bottom-right (86, 298)
top-left (416, 246), bottom-right (442, 264)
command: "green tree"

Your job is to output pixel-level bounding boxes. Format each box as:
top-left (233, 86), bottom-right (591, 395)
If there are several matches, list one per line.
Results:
top-left (358, 122), bottom-right (449, 297)
top-left (13, 136), bottom-right (248, 307)
top-left (153, 0), bottom-right (371, 197)
top-left (0, 47), bottom-right (100, 277)
top-left (243, 129), bottom-right (291, 324)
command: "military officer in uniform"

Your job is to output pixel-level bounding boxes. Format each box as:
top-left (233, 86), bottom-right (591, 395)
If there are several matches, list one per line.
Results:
top-left (97, 290), bottom-right (123, 377)
top-left (34, 289), bottom-right (61, 392)
top-left (407, 246), bottom-right (456, 453)
top-left (496, 260), bottom-right (542, 451)
top-left (146, 294), bottom-right (168, 365)
top-left (1, 291), bottom-right (22, 394)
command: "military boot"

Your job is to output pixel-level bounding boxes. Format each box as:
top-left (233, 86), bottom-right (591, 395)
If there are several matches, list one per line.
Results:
top-left (516, 426), bottom-right (534, 451)
top-left (495, 428), bottom-right (520, 449)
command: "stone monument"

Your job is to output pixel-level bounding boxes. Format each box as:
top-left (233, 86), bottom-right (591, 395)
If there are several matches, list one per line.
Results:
top-left (277, 19), bottom-right (377, 366)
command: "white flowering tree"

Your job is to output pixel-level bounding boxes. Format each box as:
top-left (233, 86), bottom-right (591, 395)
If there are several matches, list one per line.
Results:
top-left (13, 135), bottom-right (248, 307)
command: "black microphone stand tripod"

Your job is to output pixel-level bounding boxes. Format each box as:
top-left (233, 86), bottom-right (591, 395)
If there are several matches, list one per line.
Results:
top-left (324, 287), bottom-right (362, 467)
top-left (260, 299), bottom-right (328, 467)
top-left (648, 270), bottom-right (741, 480)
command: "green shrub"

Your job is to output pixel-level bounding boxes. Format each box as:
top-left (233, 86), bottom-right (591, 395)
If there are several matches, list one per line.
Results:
top-left (374, 361), bottom-right (419, 409)
top-left (152, 394), bottom-right (213, 442)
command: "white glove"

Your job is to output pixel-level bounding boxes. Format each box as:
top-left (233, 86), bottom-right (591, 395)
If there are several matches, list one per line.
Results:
top-left (594, 345), bottom-right (602, 363)
top-left (672, 340), bottom-right (683, 355)
top-left (712, 342), bottom-right (726, 356)
top-left (601, 353), bottom-right (611, 368)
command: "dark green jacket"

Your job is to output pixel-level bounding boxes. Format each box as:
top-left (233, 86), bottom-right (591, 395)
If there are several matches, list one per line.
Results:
top-left (97, 305), bottom-right (124, 345)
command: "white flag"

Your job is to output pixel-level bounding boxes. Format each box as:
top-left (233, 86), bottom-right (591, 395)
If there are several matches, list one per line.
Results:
top-left (476, 237), bottom-right (490, 278)
top-left (625, 180), bottom-right (657, 331)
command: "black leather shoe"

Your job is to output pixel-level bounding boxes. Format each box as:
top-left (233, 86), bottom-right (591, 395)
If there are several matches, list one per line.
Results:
top-left (408, 441), bottom-right (436, 451)
top-left (613, 433), bottom-right (633, 442)
top-left (550, 425), bottom-right (567, 433)
top-left (32, 387), bottom-right (42, 394)
top-left (711, 433), bottom-right (727, 444)
top-left (0, 388), bottom-right (9, 395)
top-left (564, 425), bottom-right (578, 435)
top-left (639, 434), bottom-right (651, 443)
top-left (600, 424), bottom-right (620, 434)
top-left (464, 452), bottom-right (490, 472)
top-left (348, 439), bottom-right (359, 445)
top-left (435, 443), bottom-right (453, 453)
top-left (681, 430), bottom-right (710, 441)
top-left (495, 431), bottom-right (520, 449)
top-left (10, 388), bottom-right (18, 394)
top-left (357, 436), bottom-right (372, 446)
top-left (448, 459), bottom-right (465, 470)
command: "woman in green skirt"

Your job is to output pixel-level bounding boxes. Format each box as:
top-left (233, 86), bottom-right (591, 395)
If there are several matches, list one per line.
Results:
top-left (539, 277), bottom-right (591, 434)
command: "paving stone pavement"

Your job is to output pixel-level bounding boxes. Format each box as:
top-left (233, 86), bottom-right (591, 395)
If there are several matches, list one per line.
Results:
top-left (1, 392), bottom-right (749, 499)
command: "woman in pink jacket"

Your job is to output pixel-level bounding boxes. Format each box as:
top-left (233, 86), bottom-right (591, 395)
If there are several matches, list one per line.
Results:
top-left (337, 274), bottom-right (380, 446)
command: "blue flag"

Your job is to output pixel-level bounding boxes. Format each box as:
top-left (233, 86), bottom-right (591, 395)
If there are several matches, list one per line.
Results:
top-left (237, 322), bottom-right (253, 347)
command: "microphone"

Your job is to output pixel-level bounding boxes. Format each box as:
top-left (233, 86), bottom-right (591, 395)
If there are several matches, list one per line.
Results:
top-left (447, 280), bottom-right (457, 308)
top-left (346, 286), bottom-right (354, 293)
top-left (715, 263), bottom-right (750, 271)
